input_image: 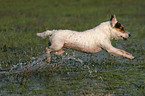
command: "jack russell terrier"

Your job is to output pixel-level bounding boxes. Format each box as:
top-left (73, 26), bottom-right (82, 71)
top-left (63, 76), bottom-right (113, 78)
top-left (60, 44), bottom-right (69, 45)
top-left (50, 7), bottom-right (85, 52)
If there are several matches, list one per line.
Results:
top-left (37, 15), bottom-right (134, 61)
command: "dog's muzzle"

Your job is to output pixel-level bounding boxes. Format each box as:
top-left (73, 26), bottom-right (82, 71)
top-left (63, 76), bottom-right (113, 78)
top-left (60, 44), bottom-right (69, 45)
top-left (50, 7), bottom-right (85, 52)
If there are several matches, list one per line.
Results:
top-left (123, 33), bottom-right (131, 40)
top-left (123, 37), bottom-right (127, 40)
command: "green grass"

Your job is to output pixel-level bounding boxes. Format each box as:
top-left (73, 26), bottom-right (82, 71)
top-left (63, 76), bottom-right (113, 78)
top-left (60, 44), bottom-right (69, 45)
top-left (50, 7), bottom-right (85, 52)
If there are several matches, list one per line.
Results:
top-left (0, 0), bottom-right (145, 95)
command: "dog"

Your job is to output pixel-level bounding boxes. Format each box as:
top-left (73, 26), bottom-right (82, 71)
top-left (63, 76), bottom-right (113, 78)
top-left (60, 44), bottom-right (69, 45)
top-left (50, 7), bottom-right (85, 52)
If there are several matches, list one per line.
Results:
top-left (37, 15), bottom-right (134, 61)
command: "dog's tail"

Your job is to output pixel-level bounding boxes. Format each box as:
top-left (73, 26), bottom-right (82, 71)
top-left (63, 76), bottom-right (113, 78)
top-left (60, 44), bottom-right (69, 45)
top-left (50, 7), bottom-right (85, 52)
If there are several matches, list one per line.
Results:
top-left (37, 30), bottom-right (54, 39)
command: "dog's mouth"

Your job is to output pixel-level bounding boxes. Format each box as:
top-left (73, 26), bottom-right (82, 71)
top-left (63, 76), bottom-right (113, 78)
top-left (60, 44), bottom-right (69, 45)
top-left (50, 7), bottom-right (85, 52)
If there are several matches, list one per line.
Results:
top-left (120, 36), bottom-right (128, 40)
top-left (120, 33), bottom-right (131, 40)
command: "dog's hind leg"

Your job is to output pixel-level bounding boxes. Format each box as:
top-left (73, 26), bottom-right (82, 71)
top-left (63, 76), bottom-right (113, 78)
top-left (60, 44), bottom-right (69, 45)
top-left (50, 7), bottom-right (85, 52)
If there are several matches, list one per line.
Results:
top-left (54, 49), bottom-right (65, 55)
top-left (46, 39), bottom-right (65, 61)
top-left (45, 48), bottom-right (65, 62)
top-left (46, 47), bottom-right (51, 62)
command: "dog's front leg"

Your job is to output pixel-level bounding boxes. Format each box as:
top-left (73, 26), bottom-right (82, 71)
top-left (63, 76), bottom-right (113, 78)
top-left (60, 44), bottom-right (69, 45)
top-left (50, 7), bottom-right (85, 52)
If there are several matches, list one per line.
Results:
top-left (102, 44), bottom-right (134, 60)
top-left (108, 47), bottom-right (134, 59)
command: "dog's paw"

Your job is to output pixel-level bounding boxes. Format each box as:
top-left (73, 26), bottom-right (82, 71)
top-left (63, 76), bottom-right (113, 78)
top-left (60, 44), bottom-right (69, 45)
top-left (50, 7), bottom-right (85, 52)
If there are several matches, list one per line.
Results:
top-left (129, 55), bottom-right (135, 60)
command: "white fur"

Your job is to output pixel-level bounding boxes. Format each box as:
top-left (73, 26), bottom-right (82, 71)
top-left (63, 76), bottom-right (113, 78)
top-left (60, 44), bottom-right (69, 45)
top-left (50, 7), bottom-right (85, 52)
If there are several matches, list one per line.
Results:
top-left (37, 17), bottom-right (134, 60)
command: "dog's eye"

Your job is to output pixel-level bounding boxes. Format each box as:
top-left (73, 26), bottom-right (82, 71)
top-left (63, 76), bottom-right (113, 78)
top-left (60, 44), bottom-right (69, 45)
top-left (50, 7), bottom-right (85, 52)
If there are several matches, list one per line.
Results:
top-left (121, 27), bottom-right (125, 31)
top-left (115, 22), bottom-right (121, 28)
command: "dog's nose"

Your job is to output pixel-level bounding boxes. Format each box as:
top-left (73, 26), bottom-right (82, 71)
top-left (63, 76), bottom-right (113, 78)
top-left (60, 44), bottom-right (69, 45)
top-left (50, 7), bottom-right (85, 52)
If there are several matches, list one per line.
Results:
top-left (129, 34), bottom-right (131, 37)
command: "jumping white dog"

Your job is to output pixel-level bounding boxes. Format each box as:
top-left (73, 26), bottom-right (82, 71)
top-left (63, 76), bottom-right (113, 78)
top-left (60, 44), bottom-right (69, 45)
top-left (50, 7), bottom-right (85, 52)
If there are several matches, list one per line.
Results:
top-left (37, 15), bottom-right (134, 61)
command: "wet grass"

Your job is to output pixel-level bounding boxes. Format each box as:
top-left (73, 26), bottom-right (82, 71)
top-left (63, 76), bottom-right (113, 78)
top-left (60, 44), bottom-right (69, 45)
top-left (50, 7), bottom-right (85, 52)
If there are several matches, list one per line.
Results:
top-left (0, 0), bottom-right (145, 95)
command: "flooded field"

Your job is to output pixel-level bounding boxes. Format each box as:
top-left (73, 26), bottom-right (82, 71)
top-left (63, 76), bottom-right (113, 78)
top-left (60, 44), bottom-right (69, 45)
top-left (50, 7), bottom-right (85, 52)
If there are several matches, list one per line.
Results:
top-left (0, 0), bottom-right (145, 95)
top-left (1, 39), bottom-right (145, 95)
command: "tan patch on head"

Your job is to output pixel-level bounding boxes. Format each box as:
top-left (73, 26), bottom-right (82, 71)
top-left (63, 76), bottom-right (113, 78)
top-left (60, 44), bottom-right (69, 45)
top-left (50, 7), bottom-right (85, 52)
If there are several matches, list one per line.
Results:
top-left (114, 22), bottom-right (126, 33)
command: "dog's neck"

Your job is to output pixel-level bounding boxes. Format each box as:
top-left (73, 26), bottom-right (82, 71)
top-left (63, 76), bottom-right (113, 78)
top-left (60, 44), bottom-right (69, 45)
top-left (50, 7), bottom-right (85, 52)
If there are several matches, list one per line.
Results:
top-left (84, 21), bottom-right (119, 40)
top-left (98, 21), bottom-right (119, 40)
top-left (92, 21), bottom-right (114, 40)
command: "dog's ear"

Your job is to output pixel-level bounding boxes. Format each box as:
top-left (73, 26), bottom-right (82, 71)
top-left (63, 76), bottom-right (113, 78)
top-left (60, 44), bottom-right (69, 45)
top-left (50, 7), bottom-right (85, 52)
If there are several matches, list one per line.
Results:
top-left (110, 15), bottom-right (114, 21)
top-left (111, 15), bottom-right (117, 27)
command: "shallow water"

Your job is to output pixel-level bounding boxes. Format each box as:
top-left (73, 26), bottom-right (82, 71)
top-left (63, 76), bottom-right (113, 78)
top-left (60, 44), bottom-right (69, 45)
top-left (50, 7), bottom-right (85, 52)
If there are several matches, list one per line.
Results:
top-left (0, 40), bottom-right (145, 95)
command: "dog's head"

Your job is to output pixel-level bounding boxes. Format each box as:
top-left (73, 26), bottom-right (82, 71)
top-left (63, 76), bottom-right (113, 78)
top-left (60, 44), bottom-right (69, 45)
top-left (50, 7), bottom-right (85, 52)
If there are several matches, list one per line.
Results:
top-left (110, 15), bottom-right (131, 40)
